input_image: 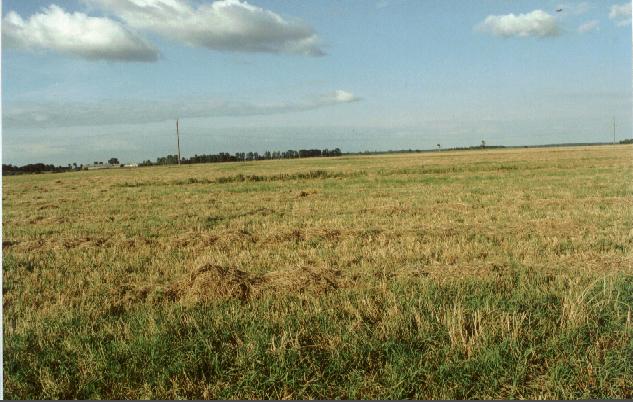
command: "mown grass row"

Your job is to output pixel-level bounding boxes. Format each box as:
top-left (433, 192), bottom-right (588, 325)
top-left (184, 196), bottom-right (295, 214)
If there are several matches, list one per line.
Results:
top-left (114, 169), bottom-right (363, 188)
top-left (112, 161), bottom-right (584, 188)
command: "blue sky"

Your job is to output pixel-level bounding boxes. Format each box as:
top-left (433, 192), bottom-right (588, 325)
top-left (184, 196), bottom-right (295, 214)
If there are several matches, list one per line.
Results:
top-left (2, 0), bottom-right (631, 165)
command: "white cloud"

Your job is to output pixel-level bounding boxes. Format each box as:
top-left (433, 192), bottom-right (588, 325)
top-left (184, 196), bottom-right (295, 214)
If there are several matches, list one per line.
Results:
top-left (325, 90), bottom-right (360, 103)
top-left (2, 5), bottom-right (159, 62)
top-left (609, 3), bottom-right (632, 26)
top-left (86, 0), bottom-right (325, 56)
top-left (477, 10), bottom-right (560, 38)
top-left (578, 19), bottom-right (600, 33)
top-left (3, 90), bottom-right (359, 128)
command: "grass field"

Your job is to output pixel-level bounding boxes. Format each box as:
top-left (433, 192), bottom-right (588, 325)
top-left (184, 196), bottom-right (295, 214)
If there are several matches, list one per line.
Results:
top-left (3, 145), bottom-right (633, 399)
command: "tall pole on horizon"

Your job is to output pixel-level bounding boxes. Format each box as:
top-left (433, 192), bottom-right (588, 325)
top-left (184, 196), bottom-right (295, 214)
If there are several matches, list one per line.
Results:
top-left (176, 119), bottom-right (181, 165)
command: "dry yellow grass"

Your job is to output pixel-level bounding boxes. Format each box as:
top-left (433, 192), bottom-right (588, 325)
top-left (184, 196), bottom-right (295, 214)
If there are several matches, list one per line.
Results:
top-left (3, 145), bottom-right (633, 399)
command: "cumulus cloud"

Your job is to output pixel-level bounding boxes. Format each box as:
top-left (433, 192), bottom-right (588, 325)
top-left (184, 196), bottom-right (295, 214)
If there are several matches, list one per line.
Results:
top-left (3, 90), bottom-right (359, 128)
top-left (477, 10), bottom-right (560, 38)
top-left (85, 0), bottom-right (325, 56)
top-left (2, 5), bottom-right (159, 62)
top-left (578, 20), bottom-right (600, 33)
top-left (609, 3), bottom-right (632, 26)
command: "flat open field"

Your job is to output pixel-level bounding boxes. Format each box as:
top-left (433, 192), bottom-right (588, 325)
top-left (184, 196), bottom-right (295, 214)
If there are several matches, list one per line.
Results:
top-left (3, 145), bottom-right (633, 399)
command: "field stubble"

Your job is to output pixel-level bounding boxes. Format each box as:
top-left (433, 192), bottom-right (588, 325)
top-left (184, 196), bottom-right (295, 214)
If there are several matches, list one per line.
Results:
top-left (3, 145), bottom-right (633, 398)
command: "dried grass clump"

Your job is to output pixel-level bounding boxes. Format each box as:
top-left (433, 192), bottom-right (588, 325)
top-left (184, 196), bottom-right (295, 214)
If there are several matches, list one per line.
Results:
top-left (261, 266), bottom-right (344, 296)
top-left (169, 262), bottom-right (346, 305)
top-left (172, 264), bottom-right (263, 304)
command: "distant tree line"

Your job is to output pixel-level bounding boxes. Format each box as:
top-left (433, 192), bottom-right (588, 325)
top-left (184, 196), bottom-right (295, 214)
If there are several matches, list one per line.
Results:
top-left (2, 163), bottom-right (79, 176)
top-left (142, 148), bottom-right (342, 166)
top-left (355, 145), bottom-right (508, 155)
top-left (9, 140), bottom-right (628, 175)
top-left (2, 158), bottom-right (121, 175)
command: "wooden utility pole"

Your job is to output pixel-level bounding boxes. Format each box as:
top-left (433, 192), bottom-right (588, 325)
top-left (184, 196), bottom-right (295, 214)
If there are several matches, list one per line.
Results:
top-left (176, 119), bottom-right (181, 165)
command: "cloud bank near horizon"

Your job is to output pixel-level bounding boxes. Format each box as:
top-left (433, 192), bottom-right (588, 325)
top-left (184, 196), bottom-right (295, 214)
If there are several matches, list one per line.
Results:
top-left (3, 90), bottom-right (360, 128)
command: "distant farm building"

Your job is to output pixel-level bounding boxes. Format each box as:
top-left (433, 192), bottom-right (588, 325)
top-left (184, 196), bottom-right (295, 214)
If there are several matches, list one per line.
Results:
top-left (84, 162), bottom-right (138, 170)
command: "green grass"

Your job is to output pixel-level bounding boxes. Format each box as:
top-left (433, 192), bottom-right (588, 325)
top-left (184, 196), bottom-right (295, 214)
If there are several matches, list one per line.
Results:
top-left (5, 271), bottom-right (632, 399)
top-left (3, 145), bottom-right (633, 399)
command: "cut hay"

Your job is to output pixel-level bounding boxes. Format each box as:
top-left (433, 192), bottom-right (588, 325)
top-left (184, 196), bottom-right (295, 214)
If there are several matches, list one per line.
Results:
top-left (171, 263), bottom-right (262, 304)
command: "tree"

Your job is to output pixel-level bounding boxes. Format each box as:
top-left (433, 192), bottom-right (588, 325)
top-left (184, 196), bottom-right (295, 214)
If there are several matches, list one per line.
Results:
top-left (108, 157), bottom-right (120, 165)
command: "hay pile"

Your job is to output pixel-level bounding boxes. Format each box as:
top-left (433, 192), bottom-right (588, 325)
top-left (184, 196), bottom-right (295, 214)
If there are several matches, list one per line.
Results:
top-left (169, 263), bottom-right (345, 305)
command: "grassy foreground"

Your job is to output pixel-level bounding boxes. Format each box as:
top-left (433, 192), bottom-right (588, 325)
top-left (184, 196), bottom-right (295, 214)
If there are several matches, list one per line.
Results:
top-left (3, 145), bottom-right (633, 399)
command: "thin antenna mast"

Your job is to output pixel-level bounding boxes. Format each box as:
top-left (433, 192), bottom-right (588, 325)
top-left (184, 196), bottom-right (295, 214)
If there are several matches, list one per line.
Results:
top-left (176, 119), bottom-right (181, 165)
